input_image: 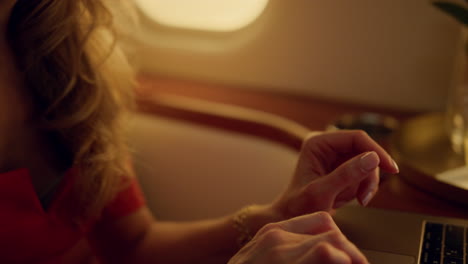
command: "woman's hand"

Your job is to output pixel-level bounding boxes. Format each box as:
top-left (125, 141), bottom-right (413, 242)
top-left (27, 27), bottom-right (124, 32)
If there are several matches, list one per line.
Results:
top-left (272, 130), bottom-right (399, 218)
top-left (228, 211), bottom-right (368, 264)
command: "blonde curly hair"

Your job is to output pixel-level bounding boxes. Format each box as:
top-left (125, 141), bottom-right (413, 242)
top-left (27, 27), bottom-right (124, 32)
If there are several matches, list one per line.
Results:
top-left (7, 0), bottom-right (136, 221)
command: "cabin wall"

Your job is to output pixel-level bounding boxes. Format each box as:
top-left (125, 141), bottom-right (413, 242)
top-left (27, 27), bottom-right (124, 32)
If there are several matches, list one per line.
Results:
top-left (131, 0), bottom-right (462, 111)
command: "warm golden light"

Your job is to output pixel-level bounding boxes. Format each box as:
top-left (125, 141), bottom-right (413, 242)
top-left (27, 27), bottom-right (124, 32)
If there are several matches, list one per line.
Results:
top-left (134, 0), bottom-right (269, 32)
top-left (436, 166), bottom-right (468, 191)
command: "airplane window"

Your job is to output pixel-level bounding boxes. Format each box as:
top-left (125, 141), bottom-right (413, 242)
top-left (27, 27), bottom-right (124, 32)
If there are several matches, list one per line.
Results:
top-left (134, 0), bottom-right (269, 32)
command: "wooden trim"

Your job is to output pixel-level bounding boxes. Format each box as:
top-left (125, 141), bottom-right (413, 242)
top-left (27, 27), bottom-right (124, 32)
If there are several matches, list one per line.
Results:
top-left (136, 94), bottom-right (310, 151)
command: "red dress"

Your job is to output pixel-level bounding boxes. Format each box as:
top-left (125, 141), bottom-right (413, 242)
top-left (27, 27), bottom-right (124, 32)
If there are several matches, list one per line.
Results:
top-left (0, 168), bottom-right (146, 263)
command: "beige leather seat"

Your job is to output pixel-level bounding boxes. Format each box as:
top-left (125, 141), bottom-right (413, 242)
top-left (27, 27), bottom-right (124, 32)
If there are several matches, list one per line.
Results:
top-left (127, 95), bottom-right (307, 221)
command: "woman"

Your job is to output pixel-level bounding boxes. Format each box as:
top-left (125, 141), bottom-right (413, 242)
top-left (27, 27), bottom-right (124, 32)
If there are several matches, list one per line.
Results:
top-left (0, 0), bottom-right (399, 263)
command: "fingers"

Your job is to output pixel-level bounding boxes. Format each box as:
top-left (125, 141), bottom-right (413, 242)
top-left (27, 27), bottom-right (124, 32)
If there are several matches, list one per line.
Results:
top-left (291, 151), bottom-right (381, 213)
top-left (356, 165), bottom-right (380, 206)
top-left (299, 243), bottom-right (352, 264)
top-left (314, 230), bottom-right (368, 264)
top-left (304, 130), bottom-right (399, 174)
top-left (333, 170), bottom-right (379, 208)
top-left (320, 152), bottom-right (379, 198)
top-left (252, 212), bottom-right (368, 264)
top-left (259, 211), bottom-right (338, 236)
top-left (333, 187), bottom-right (358, 209)
top-left (282, 213), bottom-right (367, 264)
top-left (347, 130), bottom-right (399, 173)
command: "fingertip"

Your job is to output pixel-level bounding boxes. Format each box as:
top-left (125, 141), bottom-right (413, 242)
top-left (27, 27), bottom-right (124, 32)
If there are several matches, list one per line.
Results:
top-left (376, 154), bottom-right (399, 174)
top-left (312, 243), bottom-right (352, 264)
top-left (391, 159), bottom-right (400, 173)
top-left (360, 151), bottom-right (379, 173)
top-left (359, 190), bottom-right (375, 207)
top-left (381, 157), bottom-right (399, 174)
top-left (333, 248), bottom-right (353, 264)
top-left (355, 248), bottom-right (371, 264)
top-left (354, 251), bottom-right (370, 264)
top-left (357, 169), bottom-right (379, 206)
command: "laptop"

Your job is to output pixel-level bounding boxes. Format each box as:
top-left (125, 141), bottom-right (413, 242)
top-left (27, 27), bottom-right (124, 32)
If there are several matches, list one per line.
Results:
top-left (333, 203), bottom-right (467, 264)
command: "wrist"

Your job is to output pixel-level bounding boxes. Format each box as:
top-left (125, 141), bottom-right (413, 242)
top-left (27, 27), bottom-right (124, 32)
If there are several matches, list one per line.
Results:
top-left (232, 204), bottom-right (284, 247)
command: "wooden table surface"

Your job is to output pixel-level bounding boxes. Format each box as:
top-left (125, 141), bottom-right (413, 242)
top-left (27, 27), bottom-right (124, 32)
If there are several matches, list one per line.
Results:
top-left (136, 74), bottom-right (468, 220)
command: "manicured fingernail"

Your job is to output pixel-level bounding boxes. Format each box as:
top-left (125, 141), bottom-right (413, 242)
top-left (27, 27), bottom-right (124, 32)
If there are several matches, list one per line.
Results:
top-left (392, 159), bottom-right (399, 173)
top-left (360, 152), bottom-right (379, 173)
top-left (362, 191), bottom-right (374, 206)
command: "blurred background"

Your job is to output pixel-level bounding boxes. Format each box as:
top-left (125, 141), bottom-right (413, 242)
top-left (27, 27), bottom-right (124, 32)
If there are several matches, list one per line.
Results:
top-left (129, 0), bottom-right (462, 111)
top-left (123, 0), bottom-right (468, 221)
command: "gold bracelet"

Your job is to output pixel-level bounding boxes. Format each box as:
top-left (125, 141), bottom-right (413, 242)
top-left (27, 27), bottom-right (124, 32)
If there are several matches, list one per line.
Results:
top-left (232, 205), bottom-right (256, 248)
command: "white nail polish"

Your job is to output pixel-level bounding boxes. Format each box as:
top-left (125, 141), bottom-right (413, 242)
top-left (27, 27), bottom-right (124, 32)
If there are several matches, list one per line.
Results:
top-left (362, 192), bottom-right (374, 206)
top-left (360, 152), bottom-right (379, 173)
top-left (392, 159), bottom-right (399, 173)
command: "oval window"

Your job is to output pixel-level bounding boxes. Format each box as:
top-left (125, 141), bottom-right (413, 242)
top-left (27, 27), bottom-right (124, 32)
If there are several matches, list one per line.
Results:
top-left (134, 0), bottom-right (269, 32)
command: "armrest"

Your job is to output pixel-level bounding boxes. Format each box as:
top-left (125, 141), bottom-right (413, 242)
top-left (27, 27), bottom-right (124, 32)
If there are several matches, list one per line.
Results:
top-left (129, 94), bottom-right (308, 220)
top-left (136, 93), bottom-right (310, 151)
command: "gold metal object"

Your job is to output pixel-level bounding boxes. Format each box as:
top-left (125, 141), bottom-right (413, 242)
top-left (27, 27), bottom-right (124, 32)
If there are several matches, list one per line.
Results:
top-left (389, 112), bottom-right (468, 206)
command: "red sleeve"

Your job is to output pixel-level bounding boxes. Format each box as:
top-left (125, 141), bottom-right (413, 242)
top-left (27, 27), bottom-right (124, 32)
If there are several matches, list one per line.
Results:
top-left (101, 177), bottom-right (146, 219)
top-left (86, 178), bottom-right (147, 262)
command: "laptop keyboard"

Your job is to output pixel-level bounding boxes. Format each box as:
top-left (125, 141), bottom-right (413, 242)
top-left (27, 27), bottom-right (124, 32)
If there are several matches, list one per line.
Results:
top-left (420, 222), bottom-right (467, 264)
